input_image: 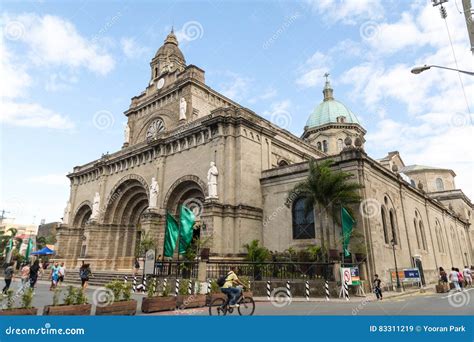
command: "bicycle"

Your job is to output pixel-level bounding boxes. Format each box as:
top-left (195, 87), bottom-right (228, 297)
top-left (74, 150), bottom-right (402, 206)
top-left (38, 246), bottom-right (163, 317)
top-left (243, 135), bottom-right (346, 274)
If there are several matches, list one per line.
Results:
top-left (209, 287), bottom-right (255, 316)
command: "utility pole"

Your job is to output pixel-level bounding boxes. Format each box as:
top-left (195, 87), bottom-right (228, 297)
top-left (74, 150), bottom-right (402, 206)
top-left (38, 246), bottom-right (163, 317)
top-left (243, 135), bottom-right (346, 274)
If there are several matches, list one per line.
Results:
top-left (0, 209), bottom-right (10, 225)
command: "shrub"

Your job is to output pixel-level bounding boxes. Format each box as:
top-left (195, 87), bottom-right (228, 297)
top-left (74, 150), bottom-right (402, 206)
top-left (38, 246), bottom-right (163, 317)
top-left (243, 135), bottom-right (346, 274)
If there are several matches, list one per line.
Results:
top-left (63, 286), bottom-right (76, 306)
top-left (161, 283), bottom-right (171, 297)
top-left (105, 280), bottom-right (122, 304)
top-left (179, 279), bottom-right (190, 296)
top-left (5, 289), bottom-right (14, 309)
top-left (122, 281), bottom-right (133, 301)
top-left (210, 280), bottom-right (220, 294)
top-left (52, 288), bottom-right (62, 306)
top-left (74, 288), bottom-right (88, 305)
top-left (21, 288), bottom-right (34, 309)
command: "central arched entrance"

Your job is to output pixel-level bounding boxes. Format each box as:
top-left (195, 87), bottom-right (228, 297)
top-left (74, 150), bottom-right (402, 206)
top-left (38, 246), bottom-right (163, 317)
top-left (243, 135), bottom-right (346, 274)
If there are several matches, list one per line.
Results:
top-left (164, 176), bottom-right (206, 257)
top-left (104, 176), bottom-right (150, 260)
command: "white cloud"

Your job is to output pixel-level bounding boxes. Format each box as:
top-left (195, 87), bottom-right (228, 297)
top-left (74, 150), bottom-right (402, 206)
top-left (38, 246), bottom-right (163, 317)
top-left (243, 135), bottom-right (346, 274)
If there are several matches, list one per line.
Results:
top-left (295, 51), bottom-right (332, 88)
top-left (27, 174), bottom-right (69, 186)
top-left (307, 0), bottom-right (384, 24)
top-left (120, 37), bottom-right (150, 59)
top-left (216, 71), bottom-right (253, 101)
top-left (0, 102), bottom-right (74, 129)
top-left (2, 13), bottom-right (115, 75)
top-left (248, 87), bottom-right (277, 104)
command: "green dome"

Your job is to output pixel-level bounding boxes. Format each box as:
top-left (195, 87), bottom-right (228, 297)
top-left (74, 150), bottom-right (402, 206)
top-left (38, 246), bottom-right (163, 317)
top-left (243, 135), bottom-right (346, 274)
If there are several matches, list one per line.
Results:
top-left (305, 75), bottom-right (361, 129)
top-left (305, 99), bottom-right (361, 128)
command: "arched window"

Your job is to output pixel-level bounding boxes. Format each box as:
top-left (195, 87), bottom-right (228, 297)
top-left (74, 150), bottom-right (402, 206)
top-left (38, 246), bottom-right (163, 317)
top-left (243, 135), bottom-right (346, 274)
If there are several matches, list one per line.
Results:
top-left (389, 210), bottom-right (397, 245)
top-left (381, 207), bottom-right (389, 244)
top-left (451, 227), bottom-right (459, 253)
top-left (322, 140), bottom-right (328, 153)
top-left (316, 142), bottom-right (322, 151)
top-left (413, 219), bottom-right (421, 249)
top-left (292, 197), bottom-right (315, 239)
top-left (337, 139), bottom-right (344, 152)
top-left (436, 178), bottom-right (444, 191)
top-left (278, 160), bottom-right (289, 167)
top-left (435, 221), bottom-right (444, 253)
top-left (419, 220), bottom-right (427, 250)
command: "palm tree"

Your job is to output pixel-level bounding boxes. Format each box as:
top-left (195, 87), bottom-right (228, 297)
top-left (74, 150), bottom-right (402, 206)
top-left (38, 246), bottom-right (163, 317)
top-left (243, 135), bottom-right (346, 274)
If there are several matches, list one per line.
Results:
top-left (291, 159), bottom-right (362, 259)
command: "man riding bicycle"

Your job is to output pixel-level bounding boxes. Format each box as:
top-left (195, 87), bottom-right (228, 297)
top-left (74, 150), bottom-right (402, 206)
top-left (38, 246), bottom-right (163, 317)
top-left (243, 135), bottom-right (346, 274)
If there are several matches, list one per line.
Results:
top-left (220, 266), bottom-right (246, 308)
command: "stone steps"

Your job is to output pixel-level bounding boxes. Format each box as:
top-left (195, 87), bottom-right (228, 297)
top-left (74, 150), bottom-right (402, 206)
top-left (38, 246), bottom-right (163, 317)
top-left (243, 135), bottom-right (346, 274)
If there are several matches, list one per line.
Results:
top-left (39, 270), bottom-right (145, 287)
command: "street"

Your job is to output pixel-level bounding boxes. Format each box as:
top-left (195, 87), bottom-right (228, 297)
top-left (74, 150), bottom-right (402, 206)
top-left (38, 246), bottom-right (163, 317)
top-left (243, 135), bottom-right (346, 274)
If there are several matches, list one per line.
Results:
top-left (2, 279), bottom-right (473, 316)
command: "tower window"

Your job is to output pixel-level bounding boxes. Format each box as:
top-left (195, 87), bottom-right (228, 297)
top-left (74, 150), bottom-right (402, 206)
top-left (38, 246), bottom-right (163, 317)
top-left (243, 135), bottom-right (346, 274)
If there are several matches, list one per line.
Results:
top-left (435, 178), bottom-right (444, 191)
top-left (322, 140), bottom-right (328, 153)
top-left (154, 67), bottom-right (158, 78)
top-left (336, 116), bottom-right (346, 123)
top-left (316, 142), bottom-right (322, 151)
top-left (337, 138), bottom-right (343, 152)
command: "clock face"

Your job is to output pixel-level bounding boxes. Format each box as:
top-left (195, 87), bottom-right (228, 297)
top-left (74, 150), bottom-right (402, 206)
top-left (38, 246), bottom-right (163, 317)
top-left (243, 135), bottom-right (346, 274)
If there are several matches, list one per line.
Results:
top-left (157, 78), bottom-right (165, 90)
top-left (146, 119), bottom-right (165, 139)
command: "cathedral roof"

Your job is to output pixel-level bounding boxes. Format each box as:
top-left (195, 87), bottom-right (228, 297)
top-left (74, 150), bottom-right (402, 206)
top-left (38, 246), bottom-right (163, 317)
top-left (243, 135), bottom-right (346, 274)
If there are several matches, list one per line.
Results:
top-left (305, 75), bottom-right (361, 129)
top-left (400, 164), bottom-right (455, 175)
top-left (155, 29), bottom-right (186, 62)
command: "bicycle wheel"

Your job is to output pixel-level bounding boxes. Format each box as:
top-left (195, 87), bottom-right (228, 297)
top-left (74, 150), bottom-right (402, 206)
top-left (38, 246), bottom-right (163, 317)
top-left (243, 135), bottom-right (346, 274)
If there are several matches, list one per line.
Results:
top-left (238, 296), bottom-right (255, 316)
top-left (209, 298), bottom-right (227, 316)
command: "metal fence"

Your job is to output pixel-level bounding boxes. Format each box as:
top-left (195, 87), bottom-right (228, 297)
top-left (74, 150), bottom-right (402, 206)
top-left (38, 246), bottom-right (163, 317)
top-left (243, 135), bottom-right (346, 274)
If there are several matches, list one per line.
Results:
top-left (153, 261), bottom-right (199, 279)
top-left (206, 261), bottom-right (335, 281)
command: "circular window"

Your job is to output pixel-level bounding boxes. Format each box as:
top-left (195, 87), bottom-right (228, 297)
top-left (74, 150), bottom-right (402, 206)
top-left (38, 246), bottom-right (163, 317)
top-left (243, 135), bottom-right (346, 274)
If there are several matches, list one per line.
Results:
top-left (146, 119), bottom-right (165, 140)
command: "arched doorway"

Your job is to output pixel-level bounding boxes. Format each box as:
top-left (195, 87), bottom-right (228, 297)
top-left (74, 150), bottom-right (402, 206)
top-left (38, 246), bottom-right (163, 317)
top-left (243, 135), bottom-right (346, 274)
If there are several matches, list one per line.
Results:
top-left (104, 176), bottom-right (150, 259)
top-left (164, 177), bottom-right (206, 257)
top-left (73, 202), bottom-right (92, 228)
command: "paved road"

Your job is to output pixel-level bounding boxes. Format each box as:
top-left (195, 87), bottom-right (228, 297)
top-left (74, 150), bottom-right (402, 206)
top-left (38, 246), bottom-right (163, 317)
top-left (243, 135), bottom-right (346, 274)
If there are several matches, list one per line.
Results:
top-left (2, 279), bottom-right (473, 315)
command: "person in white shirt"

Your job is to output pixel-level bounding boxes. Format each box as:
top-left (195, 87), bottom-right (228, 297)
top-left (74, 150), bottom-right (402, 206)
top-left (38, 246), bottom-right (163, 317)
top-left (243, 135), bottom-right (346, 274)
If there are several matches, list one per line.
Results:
top-left (58, 262), bottom-right (66, 287)
top-left (449, 267), bottom-right (461, 291)
top-left (463, 266), bottom-right (472, 287)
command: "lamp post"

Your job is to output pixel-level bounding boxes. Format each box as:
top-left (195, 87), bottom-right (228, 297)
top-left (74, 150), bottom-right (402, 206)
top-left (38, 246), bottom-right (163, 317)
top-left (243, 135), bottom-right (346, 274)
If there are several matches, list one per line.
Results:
top-left (411, 65), bottom-right (474, 76)
top-left (391, 238), bottom-right (402, 292)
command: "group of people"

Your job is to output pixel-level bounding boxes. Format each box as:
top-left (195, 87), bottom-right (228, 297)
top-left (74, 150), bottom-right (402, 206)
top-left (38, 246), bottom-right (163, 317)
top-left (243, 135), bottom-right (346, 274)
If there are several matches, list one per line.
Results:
top-left (439, 266), bottom-right (472, 291)
top-left (2, 259), bottom-right (44, 295)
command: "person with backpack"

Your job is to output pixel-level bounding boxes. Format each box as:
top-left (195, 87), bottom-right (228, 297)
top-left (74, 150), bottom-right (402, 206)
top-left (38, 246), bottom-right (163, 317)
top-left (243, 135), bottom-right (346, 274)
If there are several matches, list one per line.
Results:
top-left (79, 263), bottom-right (92, 290)
top-left (373, 274), bottom-right (383, 300)
top-left (2, 263), bottom-right (14, 295)
top-left (217, 266), bottom-right (246, 308)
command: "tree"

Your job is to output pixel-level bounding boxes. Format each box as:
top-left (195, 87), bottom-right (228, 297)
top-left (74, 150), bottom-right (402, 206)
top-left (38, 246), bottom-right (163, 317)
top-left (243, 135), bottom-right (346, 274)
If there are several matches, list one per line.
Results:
top-left (291, 159), bottom-right (362, 259)
top-left (243, 240), bottom-right (270, 263)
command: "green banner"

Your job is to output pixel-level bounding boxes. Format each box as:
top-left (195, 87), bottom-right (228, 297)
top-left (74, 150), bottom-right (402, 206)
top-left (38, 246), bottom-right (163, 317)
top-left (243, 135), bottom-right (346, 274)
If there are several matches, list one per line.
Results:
top-left (25, 238), bottom-right (34, 259)
top-left (341, 207), bottom-right (355, 257)
top-left (164, 212), bottom-right (179, 258)
top-left (178, 205), bottom-right (195, 254)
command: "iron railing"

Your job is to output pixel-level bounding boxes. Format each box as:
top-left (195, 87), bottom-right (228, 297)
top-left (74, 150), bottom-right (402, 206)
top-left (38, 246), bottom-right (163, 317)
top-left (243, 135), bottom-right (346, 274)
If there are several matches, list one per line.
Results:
top-left (153, 261), bottom-right (199, 279)
top-left (206, 261), bottom-right (335, 281)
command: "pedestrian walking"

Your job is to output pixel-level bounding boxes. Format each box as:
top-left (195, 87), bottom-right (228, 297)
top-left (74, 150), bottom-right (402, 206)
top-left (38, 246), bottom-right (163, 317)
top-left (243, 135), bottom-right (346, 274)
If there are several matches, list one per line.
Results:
top-left (50, 262), bottom-right (60, 290)
top-left (449, 267), bottom-right (461, 291)
top-left (58, 262), bottom-right (66, 287)
top-left (29, 260), bottom-right (41, 289)
top-left (373, 274), bottom-right (383, 300)
top-left (463, 266), bottom-right (472, 287)
top-left (133, 258), bottom-right (140, 276)
top-left (20, 263), bottom-right (30, 288)
top-left (79, 263), bottom-right (92, 290)
top-left (456, 268), bottom-right (464, 290)
top-left (439, 267), bottom-right (448, 284)
top-left (2, 263), bottom-right (14, 295)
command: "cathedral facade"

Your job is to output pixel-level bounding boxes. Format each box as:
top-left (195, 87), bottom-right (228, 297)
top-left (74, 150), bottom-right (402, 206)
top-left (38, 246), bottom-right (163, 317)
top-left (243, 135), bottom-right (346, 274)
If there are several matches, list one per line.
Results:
top-left (56, 32), bottom-right (472, 285)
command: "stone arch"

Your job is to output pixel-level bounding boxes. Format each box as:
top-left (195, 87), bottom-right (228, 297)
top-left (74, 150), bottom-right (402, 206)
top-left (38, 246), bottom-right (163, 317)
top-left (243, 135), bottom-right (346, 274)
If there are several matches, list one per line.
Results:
top-left (164, 175), bottom-right (207, 215)
top-left (103, 174), bottom-right (150, 225)
top-left (135, 110), bottom-right (175, 143)
top-left (72, 201), bottom-right (92, 228)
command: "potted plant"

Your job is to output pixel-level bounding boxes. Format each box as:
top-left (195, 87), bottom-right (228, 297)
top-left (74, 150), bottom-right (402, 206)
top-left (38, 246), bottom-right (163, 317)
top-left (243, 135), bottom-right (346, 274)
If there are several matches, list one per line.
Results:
top-left (239, 276), bottom-right (253, 297)
top-left (207, 280), bottom-right (226, 305)
top-left (95, 280), bottom-right (136, 315)
top-left (0, 288), bottom-right (38, 316)
top-left (141, 279), bottom-right (176, 313)
top-left (43, 286), bottom-right (92, 315)
top-left (176, 280), bottom-right (206, 309)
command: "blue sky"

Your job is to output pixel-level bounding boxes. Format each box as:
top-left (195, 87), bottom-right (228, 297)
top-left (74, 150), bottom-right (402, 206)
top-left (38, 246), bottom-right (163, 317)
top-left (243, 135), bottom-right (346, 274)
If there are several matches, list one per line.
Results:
top-left (1, 0), bottom-right (473, 224)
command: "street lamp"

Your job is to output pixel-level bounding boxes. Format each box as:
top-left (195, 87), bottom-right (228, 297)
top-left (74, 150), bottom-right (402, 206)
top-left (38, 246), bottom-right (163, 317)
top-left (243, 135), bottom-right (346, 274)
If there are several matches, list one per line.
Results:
top-left (411, 64), bottom-right (474, 76)
top-left (391, 238), bottom-right (402, 292)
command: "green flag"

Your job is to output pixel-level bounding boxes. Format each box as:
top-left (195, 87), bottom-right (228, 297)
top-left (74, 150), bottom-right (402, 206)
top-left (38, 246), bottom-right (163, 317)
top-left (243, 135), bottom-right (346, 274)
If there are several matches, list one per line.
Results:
top-left (341, 207), bottom-right (355, 257)
top-left (25, 238), bottom-right (33, 259)
top-left (164, 212), bottom-right (179, 258)
top-left (178, 205), bottom-right (195, 254)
